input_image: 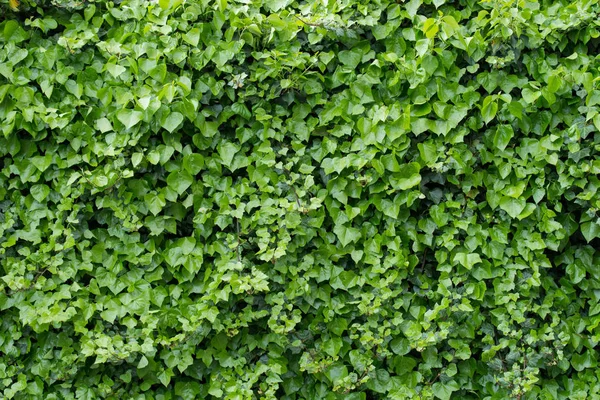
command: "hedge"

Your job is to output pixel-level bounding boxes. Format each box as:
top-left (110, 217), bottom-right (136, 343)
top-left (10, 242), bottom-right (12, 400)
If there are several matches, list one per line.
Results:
top-left (1, 0), bottom-right (600, 398)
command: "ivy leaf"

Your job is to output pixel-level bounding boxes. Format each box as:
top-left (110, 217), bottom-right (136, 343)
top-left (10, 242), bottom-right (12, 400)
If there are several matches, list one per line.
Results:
top-left (137, 356), bottom-right (149, 369)
top-left (145, 193), bottom-right (166, 216)
top-left (167, 170), bottom-right (193, 195)
top-left (322, 337), bottom-right (343, 357)
top-left (334, 224), bottom-right (361, 247)
top-left (566, 263), bottom-right (586, 284)
top-left (423, 19), bottom-right (439, 39)
top-left (95, 118), bottom-right (113, 133)
top-left (493, 125), bottom-right (514, 151)
top-left (31, 154), bottom-right (52, 172)
top-left (304, 79), bottom-right (323, 94)
top-left (30, 184), bottom-right (50, 202)
top-left (481, 96), bottom-right (498, 124)
top-left (183, 154), bottom-right (204, 175)
top-left (453, 252), bottom-right (482, 270)
top-left (338, 49), bottom-right (362, 69)
top-left (499, 196), bottom-right (526, 218)
top-left (580, 221), bottom-right (600, 242)
top-left (265, 0), bottom-right (293, 12)
top-left (522, 88), bottom-right (541, 104)
top-left (182, 28), bottom-right (201, 46)
top-left (117, 109), bottom-right (143, 130)
top-left (161, 112), bottom-right (184, 133)
top-left (571, 351), bottom-right (596, 372)
top-left (390, 162), bottom-right (422, 190)
top-left (218, 142), bottom-right (241, 169)
top-left (325, 363), bottom-right (348, 384)
top-left (432, 381), bottom-right (459, 400)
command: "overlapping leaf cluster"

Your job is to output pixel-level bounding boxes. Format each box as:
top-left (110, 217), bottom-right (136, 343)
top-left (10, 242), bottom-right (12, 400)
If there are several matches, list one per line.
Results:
top-left (2, 0), bottom-right (600, 398)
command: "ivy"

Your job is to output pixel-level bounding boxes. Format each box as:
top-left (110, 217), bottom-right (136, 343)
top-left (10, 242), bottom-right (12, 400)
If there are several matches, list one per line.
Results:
top-left (1, 0), bottom-right (600, 399)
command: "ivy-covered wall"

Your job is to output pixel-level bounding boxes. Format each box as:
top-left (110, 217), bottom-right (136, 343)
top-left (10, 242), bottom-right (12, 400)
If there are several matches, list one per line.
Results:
top-left (1, 0), bottom-right (600, 398)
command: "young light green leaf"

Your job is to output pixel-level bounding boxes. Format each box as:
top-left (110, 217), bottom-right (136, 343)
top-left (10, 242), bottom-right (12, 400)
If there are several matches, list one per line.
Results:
top-left (117, 109), bottom-right (143, 130)
top-left (522, 88), bottom-right (541, 104)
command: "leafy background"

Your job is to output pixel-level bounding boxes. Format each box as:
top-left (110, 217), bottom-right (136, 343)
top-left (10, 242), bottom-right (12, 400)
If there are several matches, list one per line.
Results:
top-left (1, 0), bottom-right (600, 398)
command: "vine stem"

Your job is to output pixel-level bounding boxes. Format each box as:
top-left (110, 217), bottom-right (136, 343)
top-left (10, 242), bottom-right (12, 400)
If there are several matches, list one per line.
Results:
top-left (292, 14), bottom-right (324, 28)
top-left (235, 217), bottom-right (241, 262)
top-left (283, 168), bottom-right (303, 210)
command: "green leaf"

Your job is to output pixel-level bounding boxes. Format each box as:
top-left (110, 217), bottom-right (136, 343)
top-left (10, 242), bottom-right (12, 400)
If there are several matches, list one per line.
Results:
top-left (493, 124), bottom-right (514, 151)
top-left (390, 162), bottom-right (422, 190)
top-left (158, 369), bottom-right (173, 387)
top-left (167, 170), bottom-right (193, 195)
top-left (498, 196), bottom-right (526, 219)
top-left (508, 101), bottom-right (523, 119)
top-left (369, 369), bottom-right (391, 393)
top-left (406, 0), bottom-right (422, 17)
top-left (231, 102), bottom-right (251, 119)
top-left (522, 88), bottom-right (541, 104)
top-left (304, 79), bottom-right (323, 95)
top-left (418, 141), bottom-right (438, 164)
top-left (208, 386), bottom-right (223, 397)
top-left (92, 175), bottom-right (108, 187)
top-left (132, 152), bottom-right (144, 167)
top-left (432, 381), bottom-right (459, 400)
top-left (390, 338), bottom-right (410, 355)
top-left (31, 155), bottom-right (52, 172)
top-left (453, 252), bottom-right (482, 270)
top-left (548, 74), bottom-right (561, 93)
top-left (218, 142), bottom-right (240, 169)
top-left (30, 184), bottom-right (50, 202)
top-left (580, 221), bottom-right (600, 242)
top-left (423, 18), bottom-right (439, 39)
top-left (265, 0), bottom-right (292, 12)
top-left (571, 351), bottom-right (596, 372)
top-left (175, 381), bottom-right (201, 399)
top-left (182, 28), bottom-right (201, 46)
top-left (145, 193), bottom-right (166, 216)
top-left (338, 49), bottom-right (362, 69)
top-left (95, 118), bottom-right (113, 133)
top-left (334, 224), bottom-right (361, 247)
top-left (183, 154), bottom-right (204, 175)
top-left (147, 151), bottom-right (160, 165)
top-left (137, 356), bottom-right (149, 369)
top-left (351, 79), bottom-right (374, 104)
top-left (566, 262), bottom-right (586, 284)
top-left (106, 63), bottom-right (126, 78)
top-left (481, 96), bottom-right (498, 124)
top-left (322, 337), bottom-right (343, 357)
top-left (117, 109), bottom-right (143, 130)
top-left (325, 363), bottom-right (348, 383)
top-left (328, 318), bottom-right (348, 336)
top-left (161, 112), bottom-right (184, 133)
top-left (4, 20), bottom-right (20, 41)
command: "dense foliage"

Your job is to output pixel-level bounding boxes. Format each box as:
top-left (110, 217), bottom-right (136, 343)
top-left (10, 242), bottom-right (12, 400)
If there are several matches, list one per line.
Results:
top-left (1, 0), bottom-right (600, 398)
